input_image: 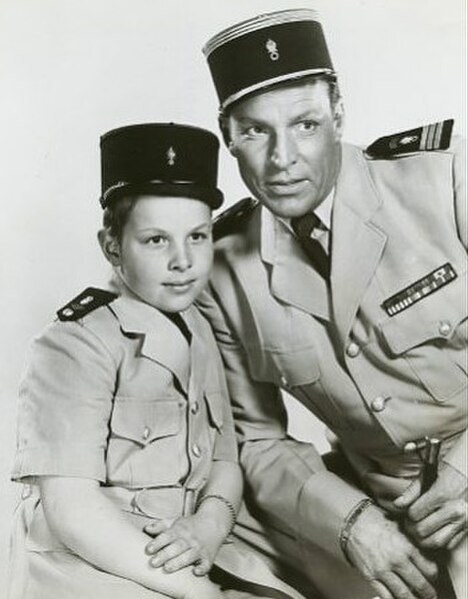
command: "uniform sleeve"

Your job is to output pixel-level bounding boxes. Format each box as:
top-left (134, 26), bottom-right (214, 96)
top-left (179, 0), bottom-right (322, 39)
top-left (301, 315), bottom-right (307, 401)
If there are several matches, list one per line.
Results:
top-left (452, 136), bottom-right (467, 250)
top-left (197, 288), bottom-right (367, 561)
top-left (12, 320), bottom-right (117, 483)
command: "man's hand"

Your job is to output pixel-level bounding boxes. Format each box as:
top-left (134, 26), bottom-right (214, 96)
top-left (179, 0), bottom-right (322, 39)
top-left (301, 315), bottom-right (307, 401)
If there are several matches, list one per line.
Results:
top-left (346, 503), bottom-right (438, 599)
top-left (394, 462), bottom-right (467, 551)
top-left (144, 511), bottom-right (226, 576)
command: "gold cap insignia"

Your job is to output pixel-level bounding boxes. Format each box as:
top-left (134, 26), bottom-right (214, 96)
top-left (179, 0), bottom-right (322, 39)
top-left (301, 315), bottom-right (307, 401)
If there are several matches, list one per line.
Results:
top-left (265, 39), bottom-right (279, 61)
top-left (167, 146), bottom-right (176, 166)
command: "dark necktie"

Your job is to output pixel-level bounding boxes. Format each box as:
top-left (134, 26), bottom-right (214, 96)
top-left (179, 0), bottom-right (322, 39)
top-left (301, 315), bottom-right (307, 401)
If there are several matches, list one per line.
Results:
top-left (291, 213), bottom-right (330, 280)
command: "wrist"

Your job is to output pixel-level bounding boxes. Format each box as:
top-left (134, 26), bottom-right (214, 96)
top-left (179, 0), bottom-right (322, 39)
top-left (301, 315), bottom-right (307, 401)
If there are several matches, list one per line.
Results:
top-left (339, 497), bottom-right (375, 564)
top-left (196, 494), bottom-right (236, 538)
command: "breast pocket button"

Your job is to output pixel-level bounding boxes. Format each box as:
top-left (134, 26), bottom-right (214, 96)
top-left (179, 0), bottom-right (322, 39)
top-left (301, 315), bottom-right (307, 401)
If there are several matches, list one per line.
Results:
top-left (371, 396), bottom-right (387, 412)
top-left (142, 426), bottom-right (151, 441)
top-left (346, 342), bottom-right (360, 358)
top-left (438, 321), bottom-right (452, 336)
top-left (190, 401), bottom-right (200, 415)
top-left (192, 443), bottom-right (202, 458)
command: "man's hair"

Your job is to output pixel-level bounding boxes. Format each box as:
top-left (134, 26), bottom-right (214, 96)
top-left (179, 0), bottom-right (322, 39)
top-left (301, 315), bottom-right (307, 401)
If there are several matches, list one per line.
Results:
top-left (102, 195), bottom-right (140, 240)
top-left (219, 73), bottom-right (342, 146)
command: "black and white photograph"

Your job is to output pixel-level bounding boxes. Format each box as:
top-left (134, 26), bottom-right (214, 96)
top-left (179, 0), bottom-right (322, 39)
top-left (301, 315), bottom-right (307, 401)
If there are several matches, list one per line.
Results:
top-left (1, 1), bottom-right (466, 598)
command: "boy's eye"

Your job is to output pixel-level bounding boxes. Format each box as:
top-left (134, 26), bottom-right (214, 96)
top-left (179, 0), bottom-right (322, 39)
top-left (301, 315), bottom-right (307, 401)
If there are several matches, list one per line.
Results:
top-left (189, 231), bottom-right (209, 243)
top-left (146, 235), bottom-right (167, 246)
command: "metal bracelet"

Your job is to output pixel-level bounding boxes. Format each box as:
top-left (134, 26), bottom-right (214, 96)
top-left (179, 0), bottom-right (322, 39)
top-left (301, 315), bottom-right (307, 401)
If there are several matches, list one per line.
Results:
top-left (197, 493), bottom-right (237, 532)
top-left (339, 497), bottom-right (375, 564)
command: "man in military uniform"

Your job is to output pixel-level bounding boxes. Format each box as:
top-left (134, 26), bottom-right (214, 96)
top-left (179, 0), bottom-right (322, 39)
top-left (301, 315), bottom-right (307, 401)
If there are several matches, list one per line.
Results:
top-left (198, 9), bottom-right (467, 599)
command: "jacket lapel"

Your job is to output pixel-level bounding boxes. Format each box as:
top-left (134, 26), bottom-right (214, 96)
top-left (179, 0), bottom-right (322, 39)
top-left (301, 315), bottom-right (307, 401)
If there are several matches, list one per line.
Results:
top-left (261, 208), bottom-right (331, 320)
top-left (183, 307), bottom-right (209, 401)
top-left (110, 293), bottom-right (190, 393)
top-left (330, 144), bottom-right (387, 341)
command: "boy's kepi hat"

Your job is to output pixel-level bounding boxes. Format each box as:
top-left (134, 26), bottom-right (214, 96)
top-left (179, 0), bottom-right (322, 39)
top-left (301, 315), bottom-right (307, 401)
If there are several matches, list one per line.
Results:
top-left (203, 8), bottom-right (335, 111)
top-left (100, 123), bottom-right (224, 209)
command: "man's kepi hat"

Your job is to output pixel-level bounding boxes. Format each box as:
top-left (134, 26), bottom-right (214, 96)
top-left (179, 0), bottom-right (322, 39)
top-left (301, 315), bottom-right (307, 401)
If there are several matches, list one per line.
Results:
top-left (100, 123), bottom-right (224, 209)
top-left (203, 8), bottom-right (334, 111)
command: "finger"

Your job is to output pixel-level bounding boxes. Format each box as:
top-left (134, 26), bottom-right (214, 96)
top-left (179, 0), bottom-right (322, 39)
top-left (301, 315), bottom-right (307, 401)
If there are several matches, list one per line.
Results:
top-left (163, 547), bottom-right (202, 573)
top-left (146, 531), bottom-right (177, 555)
top-left (447, 529), bottom-right (466, 551)
top-left (405, 507), bottom-right (447, 539)
top-left (419, 523), bottom-right (463, 550)
top-left (380, 571), bottom-right (418, 599)
top-left (149, 538), bottom-right (191, 568)
top-left (144, 519), bottom-right (171, 537)
top-left (193, 556), bottom-right (212, 576)
top-left (394, 480), bottom-right (422, 511)
top-left (407, 489), bottom-right (443, 522)
top-left (370, 580), bottom-right (393, 599)
top-left (396, 562), bottom-right (437, 599)
top-left (410, 551), bottom-right (438, 582)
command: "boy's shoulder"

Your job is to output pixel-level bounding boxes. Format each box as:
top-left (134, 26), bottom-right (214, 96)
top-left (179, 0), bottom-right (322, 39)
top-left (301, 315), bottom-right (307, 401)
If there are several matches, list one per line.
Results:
top-left (56, 287), bottom-right (118, 322)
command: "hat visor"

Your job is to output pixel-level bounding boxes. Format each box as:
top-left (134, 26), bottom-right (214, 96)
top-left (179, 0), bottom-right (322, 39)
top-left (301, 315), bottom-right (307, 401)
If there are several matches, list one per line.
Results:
top-left (101, 182), bottom-right (224, 210)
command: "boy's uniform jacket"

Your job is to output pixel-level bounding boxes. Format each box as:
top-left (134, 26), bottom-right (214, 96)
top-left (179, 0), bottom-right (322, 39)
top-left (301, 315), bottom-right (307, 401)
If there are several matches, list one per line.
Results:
top-left (10, 288), bottom-right (303, 599)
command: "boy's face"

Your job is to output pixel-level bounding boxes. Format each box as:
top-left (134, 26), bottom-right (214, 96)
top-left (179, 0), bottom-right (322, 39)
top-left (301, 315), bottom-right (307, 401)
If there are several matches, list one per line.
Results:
top-left (111, 195), bottom-right (213, 312)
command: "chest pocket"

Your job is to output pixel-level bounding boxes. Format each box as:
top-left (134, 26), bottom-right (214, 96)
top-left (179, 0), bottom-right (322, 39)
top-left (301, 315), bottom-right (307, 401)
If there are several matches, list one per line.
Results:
top-left (380, 271), bottom-right (467, 402)
top-left (263, 345), bottom-right (348, 430)
top-left (110, 398), bottom-right (183, 445)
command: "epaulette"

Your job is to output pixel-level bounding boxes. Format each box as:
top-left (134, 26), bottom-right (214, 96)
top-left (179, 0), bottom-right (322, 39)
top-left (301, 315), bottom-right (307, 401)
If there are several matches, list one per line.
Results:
top-left (213, 197), bottom-right (258, 241)
top-left (366, 119), bottom-right (453, 158)
top-left (56, 287), bottom-right (118, 322)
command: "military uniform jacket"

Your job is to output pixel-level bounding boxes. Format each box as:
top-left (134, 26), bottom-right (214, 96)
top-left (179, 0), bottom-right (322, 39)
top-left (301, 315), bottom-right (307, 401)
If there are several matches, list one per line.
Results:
top-left (11, 288), bottom-right (304, 599)
top-left (198, 139), bottom-right (467, 564)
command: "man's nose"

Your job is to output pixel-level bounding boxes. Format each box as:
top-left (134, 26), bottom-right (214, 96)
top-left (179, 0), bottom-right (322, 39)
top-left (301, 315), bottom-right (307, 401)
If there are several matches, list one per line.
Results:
top-left (169, 241), bottom-right (192, 271)
top-left (269, 130), bottom-right (298, 169)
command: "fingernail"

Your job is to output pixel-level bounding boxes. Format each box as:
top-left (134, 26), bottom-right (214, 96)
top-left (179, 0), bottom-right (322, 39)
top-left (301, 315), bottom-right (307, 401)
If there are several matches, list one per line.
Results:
top-left (150, 557), bottom-right (162, 568)
top-left (164, 564), bottom-right (174, 572)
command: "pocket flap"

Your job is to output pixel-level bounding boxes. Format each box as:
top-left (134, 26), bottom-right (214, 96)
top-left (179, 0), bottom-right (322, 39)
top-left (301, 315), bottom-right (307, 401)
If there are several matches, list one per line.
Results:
top-left (204, 390), bottom-right (224, 431)
top-left (111, 399), bottom-right (182, 445)
top-left (380, 271), bottom-right (466, 355)
top-left (271, 346), bottom-right (321, 387)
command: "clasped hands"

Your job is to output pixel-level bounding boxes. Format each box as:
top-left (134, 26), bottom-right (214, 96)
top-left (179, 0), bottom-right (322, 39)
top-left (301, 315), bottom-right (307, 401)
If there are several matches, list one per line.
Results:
top-left (346, 462), bottom-right (467, 599)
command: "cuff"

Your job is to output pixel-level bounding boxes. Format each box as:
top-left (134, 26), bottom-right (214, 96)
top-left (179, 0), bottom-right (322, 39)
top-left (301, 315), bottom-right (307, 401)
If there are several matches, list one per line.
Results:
top-left (296, 470), bottom-right (368, 563)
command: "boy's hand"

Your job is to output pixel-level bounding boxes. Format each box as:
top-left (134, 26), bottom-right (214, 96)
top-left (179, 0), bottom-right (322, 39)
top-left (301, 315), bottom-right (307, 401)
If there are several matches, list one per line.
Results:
top-left (145, 511), bottom-right (226, 575)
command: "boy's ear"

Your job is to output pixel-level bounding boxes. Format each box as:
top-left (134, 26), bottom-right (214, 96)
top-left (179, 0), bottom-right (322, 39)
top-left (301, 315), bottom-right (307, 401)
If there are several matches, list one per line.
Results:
top-left (98, 229), bottom-right (121, 267)
top-left (333, 98), bottom-right (345, 140)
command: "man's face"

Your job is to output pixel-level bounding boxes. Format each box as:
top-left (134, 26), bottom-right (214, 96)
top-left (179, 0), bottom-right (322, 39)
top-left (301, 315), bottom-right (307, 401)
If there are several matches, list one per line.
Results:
top-left (107, 195), bottom-right (213, 313)
top-left (226, 79), bottom-right (343, 219)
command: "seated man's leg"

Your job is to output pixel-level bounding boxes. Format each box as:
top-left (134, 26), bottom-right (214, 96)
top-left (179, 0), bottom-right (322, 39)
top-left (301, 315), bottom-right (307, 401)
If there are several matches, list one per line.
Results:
top-left (233, 498), bottom-right (376, 599)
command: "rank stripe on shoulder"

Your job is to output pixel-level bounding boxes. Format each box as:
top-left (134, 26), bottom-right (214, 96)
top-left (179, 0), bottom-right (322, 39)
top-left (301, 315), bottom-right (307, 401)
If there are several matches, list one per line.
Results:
top-left (366, 119), bottom-right (454, 158)
top-left (213, 197), bottom-right (258, 241)
top-left (57, 287), bottom-right (118, 321)
top-left (382, 263), bottom-right (457, 317)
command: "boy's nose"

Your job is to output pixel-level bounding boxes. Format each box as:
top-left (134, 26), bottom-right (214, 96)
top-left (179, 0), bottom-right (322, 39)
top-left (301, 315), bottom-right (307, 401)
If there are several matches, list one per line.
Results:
top-left (169, 242), bottom-right (192, 271)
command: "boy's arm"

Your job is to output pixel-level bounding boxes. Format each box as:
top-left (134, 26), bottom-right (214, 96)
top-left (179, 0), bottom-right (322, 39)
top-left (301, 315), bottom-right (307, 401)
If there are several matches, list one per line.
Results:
top-left (39, 476), bottom-right (222, 599)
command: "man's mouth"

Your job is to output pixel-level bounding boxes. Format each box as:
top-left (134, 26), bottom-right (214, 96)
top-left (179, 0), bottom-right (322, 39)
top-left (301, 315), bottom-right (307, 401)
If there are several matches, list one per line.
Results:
top-left (265, 178), bottom-right (308, 195)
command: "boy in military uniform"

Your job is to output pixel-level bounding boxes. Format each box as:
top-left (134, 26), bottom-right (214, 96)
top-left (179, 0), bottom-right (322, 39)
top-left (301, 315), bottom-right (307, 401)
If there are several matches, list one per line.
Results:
top-left (197, 9), bottom-right (467, 599)
top-left (9, 123), bottom-right (304, 599)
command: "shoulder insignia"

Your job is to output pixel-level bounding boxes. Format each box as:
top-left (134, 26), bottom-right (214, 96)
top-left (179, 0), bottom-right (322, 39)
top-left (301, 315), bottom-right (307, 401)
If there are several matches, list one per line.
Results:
top-left (56, 287), bottom-right (118, 322)
top-left (213, 197), bottom-right (258, 241)
top-left (366, 119), bottom-right (453, 158)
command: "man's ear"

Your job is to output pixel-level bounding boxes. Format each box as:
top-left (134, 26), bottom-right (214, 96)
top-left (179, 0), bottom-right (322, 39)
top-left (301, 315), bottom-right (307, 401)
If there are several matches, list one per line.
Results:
top-left (97, 229), bottom-right (121, 267)
top-left (218, 114), bottom-right (237, 156)
top-left (333, 99), bottom-right (345, 140)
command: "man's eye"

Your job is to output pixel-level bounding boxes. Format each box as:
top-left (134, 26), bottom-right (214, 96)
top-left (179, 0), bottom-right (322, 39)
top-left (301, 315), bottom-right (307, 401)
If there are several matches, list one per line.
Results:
top-left (298, 120), bottom-right (317, 133)
top-left (243, 125), bottom-right (266, 137)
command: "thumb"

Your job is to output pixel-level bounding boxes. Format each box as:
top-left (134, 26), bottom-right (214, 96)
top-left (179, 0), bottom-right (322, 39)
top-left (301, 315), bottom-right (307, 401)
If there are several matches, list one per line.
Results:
top-left (144, 518), bottom-right (171, 537)
top-left (394, 478), bottom-right (421, 510)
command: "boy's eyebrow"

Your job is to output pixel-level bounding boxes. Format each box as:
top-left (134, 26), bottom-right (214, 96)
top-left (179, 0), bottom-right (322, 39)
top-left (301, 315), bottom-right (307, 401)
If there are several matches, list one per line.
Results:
top-left (136, 221), bottom-right (212, 234)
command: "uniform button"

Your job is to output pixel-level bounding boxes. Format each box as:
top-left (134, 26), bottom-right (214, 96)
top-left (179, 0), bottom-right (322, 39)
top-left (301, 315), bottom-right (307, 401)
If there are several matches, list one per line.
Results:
top-left (79, 295), bottom-right (94, 305)
top-left (142, 426), bottom-right (151, 441)
top-left (371, 396), bottom-right (387, 412)
top-left (62, 308), bottom-right (74, 317)
top-left (21, 484), bottom-right (32, 499)
top-left (190, 401), bottom-right (199, 415)
top-left (346, 342), bottom-right (360, 358)
top-left (439, 321), bottom-right (452, 336)
top-left (404, 441), bottom-right (417, 453)
top-left (280, 375), bottom-right (288, 387)
top-left (192, 443), bottom-right (202, 458)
